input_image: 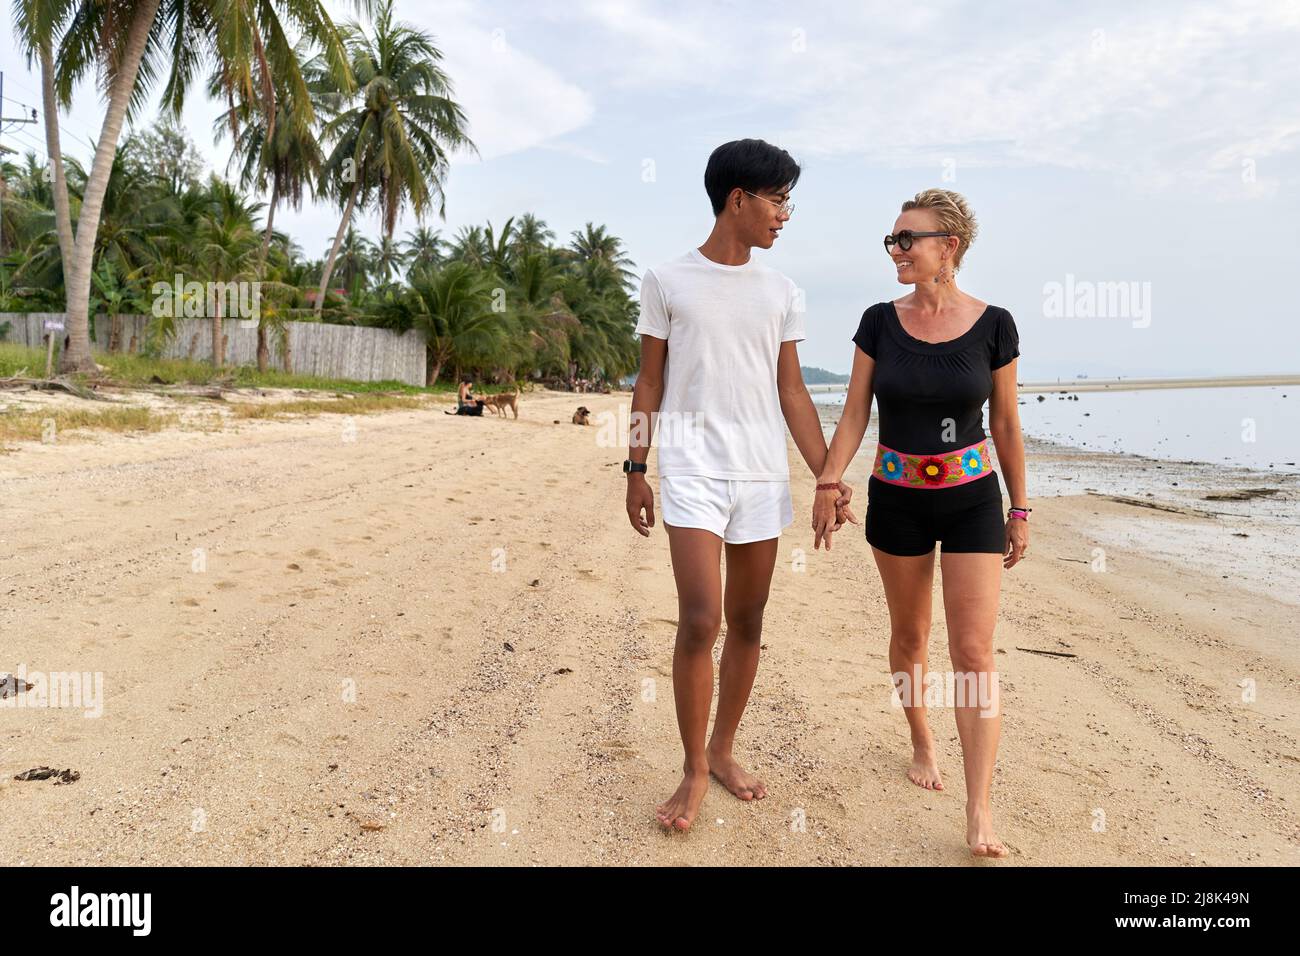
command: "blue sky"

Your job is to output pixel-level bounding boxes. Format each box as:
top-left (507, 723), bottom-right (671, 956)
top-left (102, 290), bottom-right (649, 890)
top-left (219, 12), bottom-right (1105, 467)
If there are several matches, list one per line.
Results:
top-left (2, 0), bottom-right (1297, 379)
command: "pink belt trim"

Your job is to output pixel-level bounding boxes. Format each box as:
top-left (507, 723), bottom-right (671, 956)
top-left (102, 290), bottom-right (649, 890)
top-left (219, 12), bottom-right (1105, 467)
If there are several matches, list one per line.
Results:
top-left (873, 439), bottom-right (993, 488)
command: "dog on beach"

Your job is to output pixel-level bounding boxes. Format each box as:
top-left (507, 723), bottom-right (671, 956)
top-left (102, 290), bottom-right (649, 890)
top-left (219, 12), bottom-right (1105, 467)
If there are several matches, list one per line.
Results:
top-left (572, 406), bottom-right (591, 425)
top-left (480, 389), bottom-right (519, 419)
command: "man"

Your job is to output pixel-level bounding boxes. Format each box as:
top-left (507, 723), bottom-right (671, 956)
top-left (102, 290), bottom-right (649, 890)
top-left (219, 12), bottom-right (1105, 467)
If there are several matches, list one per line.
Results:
top-left (624, 139), bottom-right (855, 832)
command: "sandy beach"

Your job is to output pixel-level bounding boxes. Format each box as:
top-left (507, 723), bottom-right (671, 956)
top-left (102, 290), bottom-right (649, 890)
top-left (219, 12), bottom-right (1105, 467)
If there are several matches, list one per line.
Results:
top-left (2, 387), bottom-right (1297, 865)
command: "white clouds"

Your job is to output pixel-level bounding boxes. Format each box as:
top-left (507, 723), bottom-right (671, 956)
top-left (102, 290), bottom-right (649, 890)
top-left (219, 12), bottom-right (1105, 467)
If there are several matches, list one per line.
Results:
top-left (335, 0), bottom-right (595, 163)
top-left (559, 0), bottom-right (1300, 193)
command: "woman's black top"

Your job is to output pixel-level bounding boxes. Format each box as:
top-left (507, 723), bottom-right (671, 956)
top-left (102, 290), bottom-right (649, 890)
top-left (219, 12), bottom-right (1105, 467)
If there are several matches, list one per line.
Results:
top-left (852, 301), bottom-right (1019, 453)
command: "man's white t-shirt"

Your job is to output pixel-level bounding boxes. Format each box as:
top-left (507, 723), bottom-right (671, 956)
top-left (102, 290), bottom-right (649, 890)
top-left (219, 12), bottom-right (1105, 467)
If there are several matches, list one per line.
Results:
top-left (634, 248), bottom-right (805, 481)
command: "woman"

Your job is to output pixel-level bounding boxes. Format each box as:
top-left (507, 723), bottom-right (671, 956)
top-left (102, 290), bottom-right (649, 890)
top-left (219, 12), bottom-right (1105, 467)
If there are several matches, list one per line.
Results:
top-left (813, 189), bottom-right (1028, 858)
top-left (446, 378), bottom-right (485, 416)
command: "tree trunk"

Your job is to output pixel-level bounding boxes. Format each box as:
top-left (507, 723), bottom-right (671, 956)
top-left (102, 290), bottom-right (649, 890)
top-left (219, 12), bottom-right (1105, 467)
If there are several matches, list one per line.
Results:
top-left (39, 40), bottom-right (75, 273)
top-left (251, 31), bottom-right (277, 161)
top-left (315, 178), bottom-right (362, 318)
top-left (259, 179), bottom-right (278, 277)
top-left (426, 353), bottom-right (443, 387)
top-left (256, 324), bottom-right (269, 373)
top-left (212, 297), bottom-right (223, 368)
top-left (59, 0), bottom-right (163, 374)
top-left (281, 325), bottom-right (293, 374)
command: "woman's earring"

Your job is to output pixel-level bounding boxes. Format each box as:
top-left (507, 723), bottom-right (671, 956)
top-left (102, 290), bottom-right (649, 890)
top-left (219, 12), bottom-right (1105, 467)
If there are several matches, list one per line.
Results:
top-left (934, 264), bottom-right (949, 284)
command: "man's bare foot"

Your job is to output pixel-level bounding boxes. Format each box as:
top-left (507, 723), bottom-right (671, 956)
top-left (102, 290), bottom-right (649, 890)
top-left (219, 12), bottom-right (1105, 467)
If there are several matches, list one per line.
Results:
top-left (967, 803), bottom-right (1009, 858)
top-left (655, 768), bottom-right (710, 831)
top-left (705, 743), bottom-right (767, 801)
top-left (906, 744), bottom-right (944, 790)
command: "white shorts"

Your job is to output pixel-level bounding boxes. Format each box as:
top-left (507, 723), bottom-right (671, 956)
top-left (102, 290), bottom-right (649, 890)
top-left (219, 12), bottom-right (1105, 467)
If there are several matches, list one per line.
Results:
top-left (659, 476), bottom-right (794, 544)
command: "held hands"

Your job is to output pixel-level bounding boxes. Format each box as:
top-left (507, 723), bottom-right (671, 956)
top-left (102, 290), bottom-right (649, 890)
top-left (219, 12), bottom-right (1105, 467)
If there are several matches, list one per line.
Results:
top-left (812, 480), bottom-right (857, 551)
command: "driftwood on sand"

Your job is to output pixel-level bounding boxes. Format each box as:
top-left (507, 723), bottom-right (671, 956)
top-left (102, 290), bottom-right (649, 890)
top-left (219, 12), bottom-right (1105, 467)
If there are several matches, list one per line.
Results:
top-left (0, 375), bottom-right (113, 402)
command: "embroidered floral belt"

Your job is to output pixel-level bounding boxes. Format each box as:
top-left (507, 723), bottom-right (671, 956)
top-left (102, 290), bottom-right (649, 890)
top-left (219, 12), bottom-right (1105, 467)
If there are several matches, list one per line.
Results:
top-left (873, 439), bottom-right (993, 488)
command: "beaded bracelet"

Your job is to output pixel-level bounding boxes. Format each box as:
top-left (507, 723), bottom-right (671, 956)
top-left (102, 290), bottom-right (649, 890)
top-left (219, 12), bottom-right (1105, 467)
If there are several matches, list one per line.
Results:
top-left (815, 482), bottom-right (840, 491)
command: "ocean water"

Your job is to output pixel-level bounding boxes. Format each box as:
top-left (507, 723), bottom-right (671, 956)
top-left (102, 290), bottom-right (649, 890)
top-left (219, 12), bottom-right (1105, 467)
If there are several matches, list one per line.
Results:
top-left (811, 385), bottom-right (1300, 604)
top-left (813, 385), bottom-right (1300, 474)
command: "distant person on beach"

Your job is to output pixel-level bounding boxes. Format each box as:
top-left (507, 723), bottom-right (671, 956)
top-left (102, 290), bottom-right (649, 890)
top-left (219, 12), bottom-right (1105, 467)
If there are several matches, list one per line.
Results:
top-left (624, 138), bottom-right (855, 832)
top-left (813, 188), bottom-right (1028, 858)
top-left (446, 378), bottom-right (485, 416)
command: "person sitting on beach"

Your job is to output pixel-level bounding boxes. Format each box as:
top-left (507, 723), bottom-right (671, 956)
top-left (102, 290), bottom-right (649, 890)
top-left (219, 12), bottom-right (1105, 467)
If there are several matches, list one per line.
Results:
top-left (446, 378), bottom-right (486, 416)
top-left (813, 188), bottom-right (1028, 858)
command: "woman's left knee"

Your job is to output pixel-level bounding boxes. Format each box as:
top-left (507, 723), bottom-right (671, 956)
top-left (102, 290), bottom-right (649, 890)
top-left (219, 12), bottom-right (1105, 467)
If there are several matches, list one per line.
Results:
top-left (948, 636), bottom-right (995, 672)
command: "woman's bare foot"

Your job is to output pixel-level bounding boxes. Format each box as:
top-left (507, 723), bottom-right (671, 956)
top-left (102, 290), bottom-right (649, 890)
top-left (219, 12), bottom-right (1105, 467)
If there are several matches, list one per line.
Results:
top-left (655, 768), bottom-right (710, 831)
top-left (966, 802), bottom-right (1009, 858)
top-left (706, 743), bottom-right (767, 801)
top-left (906, 743), bottom-right (944, 790)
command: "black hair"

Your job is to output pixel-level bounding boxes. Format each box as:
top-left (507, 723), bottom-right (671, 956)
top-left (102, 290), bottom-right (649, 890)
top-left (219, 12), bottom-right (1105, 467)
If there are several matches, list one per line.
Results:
top-left (703, 139), bottom-right (801, 216)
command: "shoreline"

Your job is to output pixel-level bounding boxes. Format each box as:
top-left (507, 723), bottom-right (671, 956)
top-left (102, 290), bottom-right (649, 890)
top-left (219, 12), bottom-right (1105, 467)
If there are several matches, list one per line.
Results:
top-left (806, 374), bottom-right (1300, 395)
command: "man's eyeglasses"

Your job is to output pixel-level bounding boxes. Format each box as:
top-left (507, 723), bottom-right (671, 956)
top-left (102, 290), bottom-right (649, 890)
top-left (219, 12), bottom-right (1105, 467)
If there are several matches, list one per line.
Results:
top-left (744, 190), bottom-right (795, 216)
top-left (884, 230), bottom-right (951, 253)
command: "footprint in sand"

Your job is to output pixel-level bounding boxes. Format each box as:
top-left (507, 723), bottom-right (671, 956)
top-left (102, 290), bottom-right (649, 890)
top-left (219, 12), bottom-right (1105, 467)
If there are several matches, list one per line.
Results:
top-left (601, 740), bottom-right (639, 760)
top-left (180, 597), bottom-right (201, 607)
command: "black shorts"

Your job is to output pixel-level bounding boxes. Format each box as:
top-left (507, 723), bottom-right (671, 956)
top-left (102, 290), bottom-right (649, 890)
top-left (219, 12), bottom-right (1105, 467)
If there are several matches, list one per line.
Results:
top-left (865, 470), bottom-right (1006, 556)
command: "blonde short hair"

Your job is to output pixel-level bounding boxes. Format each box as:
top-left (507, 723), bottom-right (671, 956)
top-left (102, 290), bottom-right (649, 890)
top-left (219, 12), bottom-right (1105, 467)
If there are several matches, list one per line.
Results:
top-left (901, 189), bottom-right (979, 271)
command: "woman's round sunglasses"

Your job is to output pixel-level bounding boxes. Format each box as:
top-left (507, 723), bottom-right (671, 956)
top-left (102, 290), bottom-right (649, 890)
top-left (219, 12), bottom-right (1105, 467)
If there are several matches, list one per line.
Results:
top-left (883, 230), bottom-right (951, 253)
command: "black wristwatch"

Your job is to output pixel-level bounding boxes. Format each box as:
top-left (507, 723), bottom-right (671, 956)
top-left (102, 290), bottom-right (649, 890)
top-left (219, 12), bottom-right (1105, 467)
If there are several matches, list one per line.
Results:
top-left (622, 460), bottom-right (647, 475)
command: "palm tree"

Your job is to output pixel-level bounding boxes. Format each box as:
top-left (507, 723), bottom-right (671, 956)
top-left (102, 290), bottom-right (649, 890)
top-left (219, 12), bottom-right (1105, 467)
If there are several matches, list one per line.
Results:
top-left (90, 258), bottom-right (148, 352)
top-left (185, 180), bottom-right (264, 367)
top-left (6, 151), bottom-right (70, 290)
top-left (48, 0), bottom-right (363, 373)
top-left (401, 226), bottom-right (445, 276)
top-left (311, 0), bottom-right (475, 317)
top-left (448, 224), bottom-right (488, 268)
top-left (215, 47), bottom-right (325, 276)
top-left (324, 227), bottom-right (374, 305)
top-left (12, 0), bottom-right (76, 281)
top-left (93, 144), bottom-right (173, 276)
top-left (512, 213), bottom-right (555, 258)
top-left (569, 223), bottom-right (637, 294)
top-left (481, 217), bottom-right (516, 279)
top-left (392, 262), bottom-right (504, 386)
top-left (372, 235), bottom-right (409, 285)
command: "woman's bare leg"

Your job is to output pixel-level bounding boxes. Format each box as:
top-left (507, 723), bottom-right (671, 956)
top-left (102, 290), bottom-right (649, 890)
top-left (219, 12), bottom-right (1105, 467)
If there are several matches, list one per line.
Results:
top-left (871, 546), bottom-right (942, 790)
top-left (939, 550), bottom-right (1007, 857)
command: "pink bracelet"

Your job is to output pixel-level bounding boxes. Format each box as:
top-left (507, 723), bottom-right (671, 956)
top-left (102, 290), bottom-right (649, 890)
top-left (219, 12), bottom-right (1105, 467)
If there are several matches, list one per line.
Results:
top-left (1008, 508), bottom-right (1031, 521)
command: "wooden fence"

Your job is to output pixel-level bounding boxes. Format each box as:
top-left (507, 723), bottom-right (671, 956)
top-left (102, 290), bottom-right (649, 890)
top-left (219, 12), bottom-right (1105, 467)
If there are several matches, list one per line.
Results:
top-left (0, 312), bottom-right (428, 387)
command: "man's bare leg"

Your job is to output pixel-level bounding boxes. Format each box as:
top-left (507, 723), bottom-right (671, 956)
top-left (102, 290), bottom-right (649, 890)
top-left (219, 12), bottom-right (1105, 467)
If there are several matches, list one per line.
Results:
top-left (655, 524), bottom-right (723, 831)
top-left (707, 536), bottom-right (779, 801)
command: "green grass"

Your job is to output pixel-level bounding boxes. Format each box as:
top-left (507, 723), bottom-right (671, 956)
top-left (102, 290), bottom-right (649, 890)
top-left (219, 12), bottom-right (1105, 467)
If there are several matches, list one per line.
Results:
top-left (0, 404), bottom-right (187, 448)
top-left (0, 339), bottom-right (527, 452)
top-left (0, 340), bottom-right (523, 396)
